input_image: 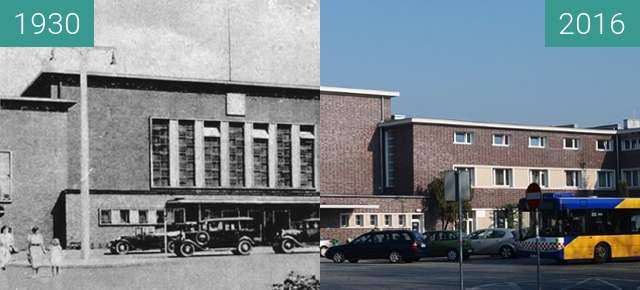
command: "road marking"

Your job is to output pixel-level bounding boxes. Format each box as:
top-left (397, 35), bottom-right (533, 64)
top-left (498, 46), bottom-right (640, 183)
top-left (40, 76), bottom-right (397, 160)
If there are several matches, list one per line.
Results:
top-left (469, 282), bottom-right (522, 290)
top-left (560, 277), bottom-right (593, 290)
top-left (595, 278), bottom-right (623, 290)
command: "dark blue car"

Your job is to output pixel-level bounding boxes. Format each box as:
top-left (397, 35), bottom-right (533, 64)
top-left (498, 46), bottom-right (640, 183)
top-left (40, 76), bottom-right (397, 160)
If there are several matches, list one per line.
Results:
top-left (324, 230), bottom-right (427, 263)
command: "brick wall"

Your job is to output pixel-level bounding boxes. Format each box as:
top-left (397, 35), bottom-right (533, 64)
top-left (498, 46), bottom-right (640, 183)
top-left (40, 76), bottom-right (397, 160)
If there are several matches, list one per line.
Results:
top-left (319, 93), bottom-right (391, 195)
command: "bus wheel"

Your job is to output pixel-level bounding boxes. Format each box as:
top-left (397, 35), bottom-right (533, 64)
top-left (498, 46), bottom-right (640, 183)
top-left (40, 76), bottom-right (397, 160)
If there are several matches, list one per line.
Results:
top-left (593, 243), bottom-right (610, 264)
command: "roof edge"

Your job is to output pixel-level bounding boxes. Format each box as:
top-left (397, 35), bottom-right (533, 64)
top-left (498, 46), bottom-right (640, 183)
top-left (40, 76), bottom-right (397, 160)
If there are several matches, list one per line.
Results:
top-left (320, 86), bottom-right (400, 97)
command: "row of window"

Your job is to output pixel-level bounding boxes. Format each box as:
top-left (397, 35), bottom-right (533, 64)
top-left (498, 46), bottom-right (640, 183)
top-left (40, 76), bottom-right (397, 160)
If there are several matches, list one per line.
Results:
top-left (454, 132), bottom-right (614, 151)
top-left (622, 169), bottom-right (640, 188)
top-left (455, 167), bottom-right (616, 189)
top-left (151, 119), bottom-right (315, 188)
top-left (339, 213), bottom-right (422, 228)
top-left (622, 138), bottom-right (640, 151)
top-left (99, 209), bottom-right (165, 225)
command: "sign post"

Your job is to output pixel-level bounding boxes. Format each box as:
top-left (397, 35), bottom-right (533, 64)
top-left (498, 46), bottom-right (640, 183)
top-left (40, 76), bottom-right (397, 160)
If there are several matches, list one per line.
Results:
top-left (445, 170), bottom-right (471, 290)
top-left (526, 183), bottom-right (542, 290)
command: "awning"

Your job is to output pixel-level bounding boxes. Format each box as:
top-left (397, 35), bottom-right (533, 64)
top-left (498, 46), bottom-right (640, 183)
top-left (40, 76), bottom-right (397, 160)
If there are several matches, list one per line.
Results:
top-left (320, 204), bottom-right (379, 209)
top-left (166, 195), bottom-right (319, 205)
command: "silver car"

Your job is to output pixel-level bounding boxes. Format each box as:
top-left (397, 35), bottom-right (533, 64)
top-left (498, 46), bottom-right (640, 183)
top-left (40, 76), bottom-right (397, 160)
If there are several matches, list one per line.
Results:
top-left (467, 228), bottom-right (517, 258)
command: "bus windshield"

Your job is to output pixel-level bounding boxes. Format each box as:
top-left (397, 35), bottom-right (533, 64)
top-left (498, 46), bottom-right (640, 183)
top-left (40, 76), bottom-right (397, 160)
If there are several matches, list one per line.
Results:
top-left (523, 208), bottom-right (640, 238)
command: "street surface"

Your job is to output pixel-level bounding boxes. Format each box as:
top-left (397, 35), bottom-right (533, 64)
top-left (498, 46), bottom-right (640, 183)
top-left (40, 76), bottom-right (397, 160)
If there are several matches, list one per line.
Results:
top-left (321, 256), bottom-right (640, 290)
top-left (0, 248), bottom-right (319, 290)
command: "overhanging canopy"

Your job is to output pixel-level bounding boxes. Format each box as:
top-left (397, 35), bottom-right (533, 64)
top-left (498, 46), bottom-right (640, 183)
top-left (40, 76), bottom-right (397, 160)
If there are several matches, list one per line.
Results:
top-left (320, 204), bottom-right (379, 209)
top-left (166, 195), bottom-right (319, 206)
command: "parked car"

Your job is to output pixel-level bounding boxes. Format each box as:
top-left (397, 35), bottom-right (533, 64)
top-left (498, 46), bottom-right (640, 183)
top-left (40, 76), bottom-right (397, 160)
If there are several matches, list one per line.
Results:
top-left (467, 228), bottom-right (518, 258)
top-left (273, 218), bottom-right (320, 254)
top-left (174, 217), bottom-right (257, 257)
top-left (422, 231), bottom-right (473, 261)
top-left (320, 238), bottom-right (339, 257)
top-left (324, 230), bottom-right (427, 264)
top-left (108, 224), bottom-right (196, 255)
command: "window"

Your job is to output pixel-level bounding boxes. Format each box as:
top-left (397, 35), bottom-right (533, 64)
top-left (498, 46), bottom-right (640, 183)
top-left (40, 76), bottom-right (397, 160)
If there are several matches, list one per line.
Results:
top-left (370, 215), bottom-right (378, 227)
top-left (151, 119), bottom-right (170, 187)
top-left (277, 125), bottom-right (292, 187)
top-left (529, 136), bottom-right (546, 148)
top-left (156, 210), bottom-right (165, 224)
top-left (454, 132), bottom-right (473, 144)
top-left (229, 123), bottom-right (245, 187)
top-left (454, 167), bottom-right (475, 186)
top-left (622, 138), bottom-right (640, 151)
top-left (355, 215), bottom-right (363, 227)
top-left (492, 134), bottom-right (511, 146)
top-left (204, 121), bottom-right (221, 187)
top-left (597, 171), bottom-right (614, 189)
top-left (0, 151), bottom-right (11, 201)
top-left (173, 208), bottom-right (185, 224)
top-left (563, 138), bottom-right (580, 150)
top-left (398, 215), bottom-right (406, 226)
top-left (119, 210), bottom-right (130, 224)
top-left (385, 129), bottom-right (396, 187)
top-left (596, 139), bottom-right (613, 152)
top-left (565, 170), bottom-right (582, 187)
top-left (493, 168), bottom-right (513, 187)
top-left (340, 214), bottom-right (350, 228)
top-left (530, 170), bottom-right (549, 188)
top-left (138, 210), bottom-right (148, 224)
top-left (300, 125), bottom-right (315, 188)
top-left (384, 215), bottom-right (392, 227)
top-left (178, 121), bottom-right (195, 186)
top-left (623, 169), bottom-right (640, 188)
top-left (100, 210), bottom-right (112, 225)
top-left (253, 124), bottom-right (269, 187)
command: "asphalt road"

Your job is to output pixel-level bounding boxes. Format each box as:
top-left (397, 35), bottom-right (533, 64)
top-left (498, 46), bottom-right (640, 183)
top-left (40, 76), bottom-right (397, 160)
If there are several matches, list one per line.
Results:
top-left (0, 248), bottom-right (319, 290)
top-left (321, 255), bottom-right (640, 290)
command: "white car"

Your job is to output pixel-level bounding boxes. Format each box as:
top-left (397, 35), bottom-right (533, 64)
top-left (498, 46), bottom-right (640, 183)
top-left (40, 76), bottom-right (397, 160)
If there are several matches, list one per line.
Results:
top-left (320, 239), bottom-right (334, 257)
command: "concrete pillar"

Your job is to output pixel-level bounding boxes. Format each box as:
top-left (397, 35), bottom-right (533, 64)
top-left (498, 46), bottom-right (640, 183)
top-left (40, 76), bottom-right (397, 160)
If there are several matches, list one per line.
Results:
top-left (292, 124), bottom-right (300, 188)
top-left (268, 123), bottom-right (277, 188)
top-left (194, 120), bottom-right (205, 187)
top-left (244, 123), bottom-right (253, 188)
top-left (313, 125), bottom-right (319, 190)
top-left (169, 120), bottom-right (179, 187)
top-left (220, 122), bottom-right (230, 187)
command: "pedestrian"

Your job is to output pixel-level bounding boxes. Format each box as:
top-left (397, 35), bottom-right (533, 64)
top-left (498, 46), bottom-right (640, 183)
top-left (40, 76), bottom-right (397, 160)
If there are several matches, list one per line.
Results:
top-left (27, 226), bottom-right (46, 278)
top-left (0, 226), bottom-right (15, 254)
top-left (0, 239), bottom-right (10, 271)
top-left (49, 238), bottom-right (63, 276)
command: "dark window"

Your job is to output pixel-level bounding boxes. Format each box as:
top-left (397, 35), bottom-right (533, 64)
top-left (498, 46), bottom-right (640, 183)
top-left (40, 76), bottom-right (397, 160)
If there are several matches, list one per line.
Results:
top-left (204, 122), bottom-right (221, 187)
top-left (151, 119), bottom-right (170, 186)
top-left (138, 210), bottom-right (148, 224)
top-left (100, 210), bottom-right (111, 225)
top-left (277, 125), bottom-right (292, 187)
top-left (156, 210), bottom-right (165, 224)
top-left (299, 126), bottom-right (315, 188)
top-left (253, 138), bottom-right (269, 187)
top-left (229, 123), bottom-right (245, 187)
top-left (488, 230), bottom-right (505, 239)
top-left (178, 121), bottom-right (195, 186)
top-left (119, 210), bottom-right (130, 224)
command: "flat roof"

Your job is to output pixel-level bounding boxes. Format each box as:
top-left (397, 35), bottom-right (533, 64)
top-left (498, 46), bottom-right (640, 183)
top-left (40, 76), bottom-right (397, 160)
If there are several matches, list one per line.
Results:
top-left (381, 117), bottom-right (618, 135)
top-left (320, 86), bottom-right (400, 97)
top-left (166, 195), bottom-right (319, 205)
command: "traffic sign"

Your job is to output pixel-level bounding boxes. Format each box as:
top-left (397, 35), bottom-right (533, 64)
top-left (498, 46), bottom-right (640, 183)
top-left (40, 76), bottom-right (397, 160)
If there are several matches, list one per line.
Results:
top-left (444, 170), bottom-right (471, 202)
top-left (526, 183), bottom-right (542, 208)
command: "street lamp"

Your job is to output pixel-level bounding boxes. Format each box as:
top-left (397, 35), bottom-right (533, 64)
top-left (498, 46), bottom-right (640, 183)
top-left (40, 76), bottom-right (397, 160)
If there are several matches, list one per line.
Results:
top-left (49, 47), bottom-right (117, 260)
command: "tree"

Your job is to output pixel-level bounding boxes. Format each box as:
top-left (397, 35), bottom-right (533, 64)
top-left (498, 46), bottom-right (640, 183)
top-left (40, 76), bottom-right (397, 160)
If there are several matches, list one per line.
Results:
top-left (499, 203), bottom-right (518, 229)
top-left (427, 177), bottom-right (472, 230)
top-left (618, 181), bottom-right (630, 197)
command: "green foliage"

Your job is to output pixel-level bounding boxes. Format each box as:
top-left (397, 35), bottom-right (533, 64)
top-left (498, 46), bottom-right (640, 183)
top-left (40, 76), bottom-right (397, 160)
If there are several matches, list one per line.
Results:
top-left (272, 271), bottom-right (320, 290)
top-left (618, 181), bottom-right (630, 197)
top-left (427, 177), bottom-right (472, 230)
top-left (500, 203), bottom-right (518, 229)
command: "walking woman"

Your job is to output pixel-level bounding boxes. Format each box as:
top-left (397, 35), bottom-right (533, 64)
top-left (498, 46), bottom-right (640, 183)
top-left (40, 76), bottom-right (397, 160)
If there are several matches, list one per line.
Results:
top-left (27, 226), bottom-right (46, 277)
top-left (0, 226), bottom-right (15, 254)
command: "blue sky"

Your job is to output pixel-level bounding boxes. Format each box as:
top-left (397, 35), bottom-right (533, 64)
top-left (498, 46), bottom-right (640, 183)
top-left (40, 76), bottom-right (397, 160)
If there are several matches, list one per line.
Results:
top-left (321, 0), bottom-right (640, 127)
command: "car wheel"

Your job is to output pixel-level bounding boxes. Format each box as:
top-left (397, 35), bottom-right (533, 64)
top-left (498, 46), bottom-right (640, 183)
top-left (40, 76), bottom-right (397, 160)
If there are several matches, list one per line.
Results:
top-left (388, 251), bottom-right (402, 263)
top-left (593, 243), bottom-right (610, 264)
top-left (236, 240), bottom-right (252, 256)
top-left (281, 239), bottom-right (295, 254)
top-left (178, 242), bottom-right (195, 257)
top-left (332, 251), bottom-right (345, 263)
top-left (348, 259), bottom-right (358, 263)
top-left (499, 246), bottom-right (514, 259)
top-left (167, 240), bottom-right (176, 254)
top-left (195, 231), bottom-right (210, 246)
top-left (320, 246), bottom-right (328, 257)
top-left (115, 241), bottom-right (130, 255)
top-left (446, 249), bottom-right (459, 262)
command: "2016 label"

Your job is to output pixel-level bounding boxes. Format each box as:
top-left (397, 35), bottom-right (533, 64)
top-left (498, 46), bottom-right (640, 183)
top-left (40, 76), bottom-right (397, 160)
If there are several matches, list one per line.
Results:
top-left (559, 12), bottom-right (624, 36)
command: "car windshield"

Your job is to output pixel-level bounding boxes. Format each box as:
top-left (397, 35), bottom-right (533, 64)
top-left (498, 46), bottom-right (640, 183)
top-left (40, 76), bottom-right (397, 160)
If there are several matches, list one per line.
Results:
top-left (350, 234), bottom-right (370, 245)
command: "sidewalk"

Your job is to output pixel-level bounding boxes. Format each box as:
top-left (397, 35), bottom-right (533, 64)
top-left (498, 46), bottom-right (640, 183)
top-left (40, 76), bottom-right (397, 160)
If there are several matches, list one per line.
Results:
top-left (7, 247), bottom-right (276, 268)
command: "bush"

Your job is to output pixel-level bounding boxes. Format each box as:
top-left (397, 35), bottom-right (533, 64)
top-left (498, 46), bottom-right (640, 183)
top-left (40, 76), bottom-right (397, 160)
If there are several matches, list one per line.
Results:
top-left (272, 271), bottom-right (320, 290)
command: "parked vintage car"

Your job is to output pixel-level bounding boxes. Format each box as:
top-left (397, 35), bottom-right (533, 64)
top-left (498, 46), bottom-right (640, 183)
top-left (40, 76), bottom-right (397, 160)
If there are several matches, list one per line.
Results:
top-left (324, 230), bottom-right (427, 263)
top-left (273, 218), bottom-right (320, 254)
top-left (320, 238), bottom-right (339, 257)
top-left (467, 228), bottom-right (518, 258)
top-left (422, 230), bottom-right (473, 261)
top-left (174, 217), bottom-right (257, 257)
top-left (108, 224), bottom-right (196, 255)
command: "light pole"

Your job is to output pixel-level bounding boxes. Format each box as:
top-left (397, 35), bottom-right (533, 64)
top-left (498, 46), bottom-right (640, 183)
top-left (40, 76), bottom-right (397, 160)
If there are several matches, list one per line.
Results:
top-left (50, 47), bottom-right (117, 260)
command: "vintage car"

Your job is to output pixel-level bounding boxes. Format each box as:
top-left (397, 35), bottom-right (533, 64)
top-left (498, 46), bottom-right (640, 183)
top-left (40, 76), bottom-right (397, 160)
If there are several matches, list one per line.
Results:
top-left (273, 218), bottom-right (320, 254)
top-left (173, 217), bottom-right (257, 257)
top-left (108, 223), bottom-right (197, 255)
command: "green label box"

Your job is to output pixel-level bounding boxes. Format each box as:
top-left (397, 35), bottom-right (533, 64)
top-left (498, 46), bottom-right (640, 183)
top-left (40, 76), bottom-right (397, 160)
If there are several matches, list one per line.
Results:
top-left (546, 0), bottom-right (640, 47)
top-left (0, 0), bottom-right (93, 47)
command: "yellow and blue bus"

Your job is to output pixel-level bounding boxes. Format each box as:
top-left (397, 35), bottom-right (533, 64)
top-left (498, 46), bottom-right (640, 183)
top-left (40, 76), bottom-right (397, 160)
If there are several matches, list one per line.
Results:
top-left (517, 192), bottom-right (640, 263)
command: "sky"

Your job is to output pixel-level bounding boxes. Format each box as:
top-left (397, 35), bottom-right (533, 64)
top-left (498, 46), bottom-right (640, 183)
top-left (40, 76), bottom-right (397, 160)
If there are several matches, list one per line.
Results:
top-left (321, 0), bottom-right (640, 127)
